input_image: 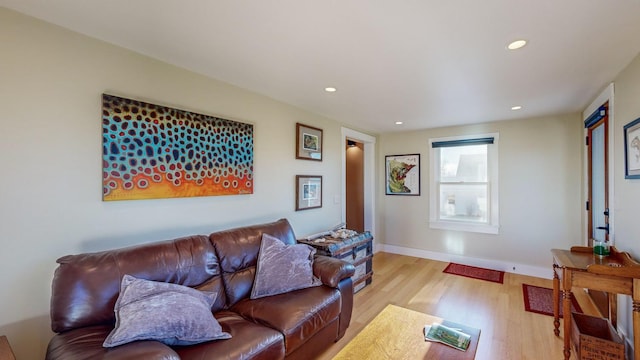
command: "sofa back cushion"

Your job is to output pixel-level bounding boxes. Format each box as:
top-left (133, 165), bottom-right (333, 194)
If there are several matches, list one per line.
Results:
top-left (50, 235), bottom-right (223, 333)
top-left (209, 218), bottom-right (296, 306)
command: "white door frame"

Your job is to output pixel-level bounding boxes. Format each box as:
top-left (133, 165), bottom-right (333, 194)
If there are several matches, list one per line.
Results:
top-left (341, 128), bottom-right (376, 242)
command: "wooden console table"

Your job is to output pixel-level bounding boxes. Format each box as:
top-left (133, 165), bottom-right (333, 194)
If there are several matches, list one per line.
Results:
top-left (552, 246), bottom-right (640, 360)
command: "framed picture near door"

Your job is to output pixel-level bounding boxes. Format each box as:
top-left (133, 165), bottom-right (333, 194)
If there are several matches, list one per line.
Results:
top-left (624, 117), bottom-right (640, 179)
top-left (296, 123), bottom-right (323, 161)
top-left (295, 175), bottom-right (322, 211)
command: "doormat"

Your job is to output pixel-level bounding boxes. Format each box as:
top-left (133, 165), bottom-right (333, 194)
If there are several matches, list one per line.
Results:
top-left (442, 263), bottom-right (504, 284)
top-left (522, 284), bottom-right (582, 317)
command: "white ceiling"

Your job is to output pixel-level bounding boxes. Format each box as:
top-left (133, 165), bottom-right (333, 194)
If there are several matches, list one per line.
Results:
top-left (3, 1), bottom-right (640, 133)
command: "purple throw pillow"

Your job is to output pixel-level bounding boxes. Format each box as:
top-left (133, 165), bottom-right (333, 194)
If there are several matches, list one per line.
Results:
top-left (103, 275), bottom-right (231, 347)
top-left (250, 233), bottom-right (322, 299)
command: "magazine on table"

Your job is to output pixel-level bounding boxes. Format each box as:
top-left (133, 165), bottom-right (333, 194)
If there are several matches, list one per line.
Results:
top-left (423, 323), bottom-right (471, 351)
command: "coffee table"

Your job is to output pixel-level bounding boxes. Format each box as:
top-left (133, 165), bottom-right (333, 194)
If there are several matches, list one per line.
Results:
top-left (333, 304), bottom-right (480, 360)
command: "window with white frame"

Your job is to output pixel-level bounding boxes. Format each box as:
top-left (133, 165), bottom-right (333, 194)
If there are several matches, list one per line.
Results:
top-left (429, 134), bottom-right (499, 234)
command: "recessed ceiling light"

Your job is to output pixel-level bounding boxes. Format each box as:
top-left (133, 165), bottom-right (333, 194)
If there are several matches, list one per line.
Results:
top-left (395, 121), bottom-right (403, 125)
top-left (324, 87), bottom-right (337, 92)
top-left (511, 105), bottom-right (522, 110)
top-left (507, 40), bottom-right (527, 50)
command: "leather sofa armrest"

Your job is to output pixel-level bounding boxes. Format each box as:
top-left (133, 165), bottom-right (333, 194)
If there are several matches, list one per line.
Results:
top-left (313, 255), bottom-right (355, 288)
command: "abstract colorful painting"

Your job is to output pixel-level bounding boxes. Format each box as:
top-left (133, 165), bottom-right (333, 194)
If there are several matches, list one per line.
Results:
top-left (385, 154), bottom-right (420, 196)
top-left (102, 94), bottom-right (253, 201)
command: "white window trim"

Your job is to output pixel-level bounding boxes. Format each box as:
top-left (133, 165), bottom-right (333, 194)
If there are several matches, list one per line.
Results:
top-left (428, 133), bottom-right (500, 234)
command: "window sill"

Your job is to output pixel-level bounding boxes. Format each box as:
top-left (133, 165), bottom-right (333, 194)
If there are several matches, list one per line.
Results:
top-left (429, 220), bottom-right (499, 235)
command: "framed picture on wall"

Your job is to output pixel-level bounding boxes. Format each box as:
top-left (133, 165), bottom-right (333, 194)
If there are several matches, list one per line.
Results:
top-left (385, 154), bottom-right (420, 195)
top-left (296, 175), bottom-right (322, 210)
top-left (624, 117), bottom-right (640, 179)
top-left (296, 123), bottom-right (323, 161)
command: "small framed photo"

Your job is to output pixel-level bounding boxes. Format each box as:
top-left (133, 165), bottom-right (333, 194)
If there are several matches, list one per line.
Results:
top-left (296, 123), bottom-right (323, 161)
top-left (385, 154), bottom-right (420, 195)
top-left (296, 175), bottom-right (322, 211)
top-left (624, 117), bottom-right (640, 179)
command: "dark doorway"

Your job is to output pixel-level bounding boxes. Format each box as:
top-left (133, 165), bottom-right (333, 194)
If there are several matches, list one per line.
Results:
top-left (346, 140), bottom-right (364, 232)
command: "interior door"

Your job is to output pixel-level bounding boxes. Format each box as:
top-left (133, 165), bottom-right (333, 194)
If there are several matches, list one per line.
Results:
top-left (345, 140), bottom-right (364, 232)
top-left (588, 118), bottom-right (609, 244)
top-left (586, 103), bottom-right (610, 317)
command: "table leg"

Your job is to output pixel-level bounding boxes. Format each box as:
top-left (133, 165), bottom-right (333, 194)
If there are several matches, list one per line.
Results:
top-left (633, 278), bottom-right (639, 360)
top-left (562, 289), bottom-right (572, 360)
top-left (553, 265), bottom-right (560, 336)
top-left (608, 293), bottom-right (617, 328)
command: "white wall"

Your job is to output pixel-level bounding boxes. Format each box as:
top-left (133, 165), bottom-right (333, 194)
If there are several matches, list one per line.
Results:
top-left (378, 114), bottom-right (584, 275)
top-left (610, 51), bottom-right (640, 356)
top-left (0, 8), bottom-right (348, 359)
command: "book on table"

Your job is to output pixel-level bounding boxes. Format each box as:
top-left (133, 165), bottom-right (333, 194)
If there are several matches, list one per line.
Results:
top-left (424, 323), bottom-right (471, 351)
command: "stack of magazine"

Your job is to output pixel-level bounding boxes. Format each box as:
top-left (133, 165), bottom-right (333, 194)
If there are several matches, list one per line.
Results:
top-left (423, 323), bottom-right (471, 351)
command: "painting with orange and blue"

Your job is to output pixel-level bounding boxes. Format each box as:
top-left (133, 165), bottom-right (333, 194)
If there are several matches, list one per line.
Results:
top-left (102, 94), bottom-right (253, 201)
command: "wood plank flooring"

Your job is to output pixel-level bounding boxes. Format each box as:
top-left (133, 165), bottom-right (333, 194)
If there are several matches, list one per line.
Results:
top-left (317, 252), bottom-right (598, 360)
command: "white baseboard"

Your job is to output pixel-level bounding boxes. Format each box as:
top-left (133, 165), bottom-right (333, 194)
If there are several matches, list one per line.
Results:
top-left (376, 244), bottom-right (552, 279)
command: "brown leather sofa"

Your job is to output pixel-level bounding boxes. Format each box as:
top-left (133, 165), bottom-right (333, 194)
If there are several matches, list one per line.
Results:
top-left (46, 219), bottom-right (355, 360)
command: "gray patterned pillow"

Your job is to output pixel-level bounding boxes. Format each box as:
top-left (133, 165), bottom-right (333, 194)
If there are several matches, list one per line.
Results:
top-left (103, 275), bottom-right (231, 347)
top-left (250, 233), bottom-right (322, 299)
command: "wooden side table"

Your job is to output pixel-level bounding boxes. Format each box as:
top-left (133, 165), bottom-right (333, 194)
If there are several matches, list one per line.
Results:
top-left (552, 246), bottom-right (640, 360)
top-left (0, 336), bottom-right (16, 360)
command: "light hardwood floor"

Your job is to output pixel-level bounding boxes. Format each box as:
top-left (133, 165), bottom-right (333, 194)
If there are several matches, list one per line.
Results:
top-left (317, 252), bottom-right (599, 360)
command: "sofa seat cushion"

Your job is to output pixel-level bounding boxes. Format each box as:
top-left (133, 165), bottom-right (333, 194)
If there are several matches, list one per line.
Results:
top-left (46, 325), bottom-right (180, 360)
top-left (175, 311), bottom-right (285, 360)
top-left (231, 286), bottom-right (341, 355)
